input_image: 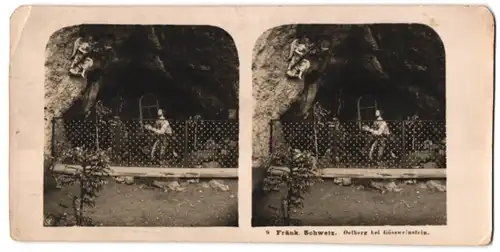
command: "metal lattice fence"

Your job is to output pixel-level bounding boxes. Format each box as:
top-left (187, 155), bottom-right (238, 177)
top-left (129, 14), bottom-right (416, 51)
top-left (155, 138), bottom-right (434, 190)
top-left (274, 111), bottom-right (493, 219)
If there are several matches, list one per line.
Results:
top-left (52, 118), bottom-right (238, 168)
top-left (270, 119), bottom-right (446, 169)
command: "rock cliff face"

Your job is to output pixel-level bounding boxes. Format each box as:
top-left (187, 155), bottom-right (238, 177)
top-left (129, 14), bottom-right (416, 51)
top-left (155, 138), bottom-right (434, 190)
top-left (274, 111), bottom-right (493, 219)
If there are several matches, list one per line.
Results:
top-left (44, 26), bottom-right (86, 154)
top-left (44, 25), bottom-right (239, 155)
top-left (252, 24), bottom-right (445, 164)
top-left (252, 25), bottom-right (301, 163)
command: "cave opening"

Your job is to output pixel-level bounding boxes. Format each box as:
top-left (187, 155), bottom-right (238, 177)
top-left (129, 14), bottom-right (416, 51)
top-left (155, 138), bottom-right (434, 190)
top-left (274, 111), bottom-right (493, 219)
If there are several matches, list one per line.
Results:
top-left (53, 25), bottom-right (239, 168)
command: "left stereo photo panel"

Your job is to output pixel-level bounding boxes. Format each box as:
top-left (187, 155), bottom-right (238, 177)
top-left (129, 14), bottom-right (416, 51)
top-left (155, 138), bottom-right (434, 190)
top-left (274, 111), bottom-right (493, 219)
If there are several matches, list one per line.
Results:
top-left (43, 24), bottom-right (240, 227)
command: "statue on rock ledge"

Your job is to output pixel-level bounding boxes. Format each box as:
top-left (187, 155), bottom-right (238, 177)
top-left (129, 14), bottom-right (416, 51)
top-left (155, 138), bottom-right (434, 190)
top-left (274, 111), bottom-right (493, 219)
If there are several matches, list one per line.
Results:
top-left (68, 36), bottom-right (96, 78)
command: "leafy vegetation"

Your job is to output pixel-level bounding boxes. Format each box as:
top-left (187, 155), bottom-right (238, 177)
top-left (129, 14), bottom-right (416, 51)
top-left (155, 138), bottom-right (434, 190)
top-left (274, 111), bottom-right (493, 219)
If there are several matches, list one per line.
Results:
top-left (44, 147), bottom-right (111, 226)
top-left (262, 148), bottom-right (322, 226)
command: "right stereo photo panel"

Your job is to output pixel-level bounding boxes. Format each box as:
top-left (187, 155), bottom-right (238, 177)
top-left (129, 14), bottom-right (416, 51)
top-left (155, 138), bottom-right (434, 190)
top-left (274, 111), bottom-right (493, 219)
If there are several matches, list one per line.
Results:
top-left (252, 24), bottom-right (446, 227)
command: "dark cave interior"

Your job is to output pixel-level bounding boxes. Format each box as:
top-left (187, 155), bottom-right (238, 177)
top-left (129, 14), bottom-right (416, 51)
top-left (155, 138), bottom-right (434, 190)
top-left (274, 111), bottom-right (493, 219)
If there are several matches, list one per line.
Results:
top-left (97, 64), bottom-right (207, 120)
top-left (282, 23), bottom-right (445, 122)
top-left (314, 64), bottom-right (419, 121)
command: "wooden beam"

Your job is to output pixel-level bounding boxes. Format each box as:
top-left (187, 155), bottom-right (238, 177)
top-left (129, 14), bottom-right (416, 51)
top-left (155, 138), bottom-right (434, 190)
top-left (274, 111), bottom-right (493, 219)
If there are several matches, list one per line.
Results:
top-left (52, 164), bottom-right (238, 178)
top-left (268, 166), bottom-right (446, 179)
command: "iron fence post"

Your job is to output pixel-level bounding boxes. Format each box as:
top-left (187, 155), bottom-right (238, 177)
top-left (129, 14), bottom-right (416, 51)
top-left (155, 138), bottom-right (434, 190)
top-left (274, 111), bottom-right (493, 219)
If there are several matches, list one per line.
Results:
top-left (184, 121), bottom-right (189, 168)
top-left (95, 116), bottom-right (100, 150)
top-left (193, 120), bottom-right (198, 151)
top-left (402, 121), bottom-right (406, 156)
top-left (269, 120), bottom-right (273, 156)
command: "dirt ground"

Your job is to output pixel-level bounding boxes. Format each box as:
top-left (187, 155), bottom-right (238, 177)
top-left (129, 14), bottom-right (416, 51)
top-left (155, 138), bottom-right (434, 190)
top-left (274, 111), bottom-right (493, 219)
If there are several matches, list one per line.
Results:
top-left (252, 180), bottom-right (446, 226)
top-left (44, 178), bottom-right (238, 227)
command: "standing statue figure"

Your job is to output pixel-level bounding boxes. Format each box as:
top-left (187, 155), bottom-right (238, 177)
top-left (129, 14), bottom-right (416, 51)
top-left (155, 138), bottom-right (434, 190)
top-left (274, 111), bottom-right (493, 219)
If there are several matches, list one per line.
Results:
top-left (286, 37), bottom-right (313, 80)
top-left (69, 36), bottom-right (95, 78)
top-left (362, 109), bottom-right (397, 166)
top-left (144, 109), bottom-right (177, 163)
